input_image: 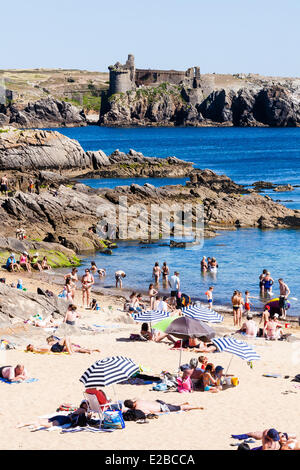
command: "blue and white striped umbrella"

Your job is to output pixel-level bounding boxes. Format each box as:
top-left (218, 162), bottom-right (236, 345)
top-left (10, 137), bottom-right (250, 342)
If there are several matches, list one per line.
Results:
top-left (133, 310), bottom-right (171, 324)
top-left (212, 337), bottom-right (260, 361)
top-left (182, 305), bottom-right (224, 323)
top-left (79, 356), bottom-right (139, 388)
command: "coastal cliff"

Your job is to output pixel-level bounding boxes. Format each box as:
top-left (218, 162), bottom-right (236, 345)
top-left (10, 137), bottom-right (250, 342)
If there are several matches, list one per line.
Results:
top-left (100, 82), bottom-right (300, 127)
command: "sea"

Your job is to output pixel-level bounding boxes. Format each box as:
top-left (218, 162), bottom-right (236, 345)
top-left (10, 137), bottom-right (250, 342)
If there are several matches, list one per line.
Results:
top-left (48, 126), bottom-right (300, 317)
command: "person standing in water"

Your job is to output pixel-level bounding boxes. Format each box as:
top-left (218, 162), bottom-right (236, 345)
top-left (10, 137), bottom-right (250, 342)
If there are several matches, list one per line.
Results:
top-left (152, 262), bottom-right (161, 286)
top-left (278, 278), bottom-right (290, 320)
top-left (262, 272), bottom-right (274, 296)
top-left (259, 269), bottom-right (268, 294)
top-left (162, 262), bottom-right (169, 288)
top-left (115, 270), bottom-right (126, 288)
top-left (201, 256), bottom-right (208, 272)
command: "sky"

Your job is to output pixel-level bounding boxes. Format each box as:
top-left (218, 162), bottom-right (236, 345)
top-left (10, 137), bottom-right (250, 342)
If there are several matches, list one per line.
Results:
top-left (1, 0), bottom-right (299, 77)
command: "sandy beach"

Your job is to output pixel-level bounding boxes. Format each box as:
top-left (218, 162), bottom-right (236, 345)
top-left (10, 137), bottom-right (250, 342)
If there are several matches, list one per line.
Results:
top-left (0, 271), bottom-right (299, 451)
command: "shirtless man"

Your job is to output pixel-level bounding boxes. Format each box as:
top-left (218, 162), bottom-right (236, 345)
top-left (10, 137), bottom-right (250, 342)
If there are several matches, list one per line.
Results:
top-left (236, 428), bottom-right (281, 450)
top-left (123, 399), bottom-right (203, 415)
top-left (0, 364), bottom-right (28, 382)
top-left (0, 175), bottom-right (8, 196)
top-left (239, 314), bottom-right (258, 337)
top-left (278, 278), bottom-right (290, 320)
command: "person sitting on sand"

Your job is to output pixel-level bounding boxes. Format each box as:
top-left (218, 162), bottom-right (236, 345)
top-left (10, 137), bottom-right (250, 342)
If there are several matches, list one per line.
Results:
top-left (263, 315), bottom-right (283, 340)
top-left (154, 295), bottom-right (169, 312)
top-left (177, 367), bottom-right (193, 393)
top-left (6, 254), bottom-right (20, 272)
top-left (64, 304), bottom-right (80, 326)
top-left (123, 399), bottom-right (204, 415)
top-left (31, 253), bottom-right (42, 272)
top-left (140, 323), bottom-right (153, 341)
top-left (17, 400), bottom-right (91, 431)
top-left (198, 363), bottom-right (221, 393)
top-left (19, 251), bottom-right (31, 272)
top-left (189, 356), bottom-right (208, 384)
top-left (90, 299), bottom-right (99, 310)
top-left (238, 313), bottom-right (258, 338)
top-left (0, 364), bottom-right (28, 382)
top-left (41, 256), bottom-right (51, 270)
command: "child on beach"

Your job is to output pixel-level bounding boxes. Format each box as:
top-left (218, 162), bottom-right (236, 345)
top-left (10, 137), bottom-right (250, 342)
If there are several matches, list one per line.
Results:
top-left (244, 291), bottom-right (253, 313)
top-left (177, 368), bottom-right (193, 393)
top-left (148, 284), bottom-right (158, 310)
top-left (205, 287), bottom-right (214, 309)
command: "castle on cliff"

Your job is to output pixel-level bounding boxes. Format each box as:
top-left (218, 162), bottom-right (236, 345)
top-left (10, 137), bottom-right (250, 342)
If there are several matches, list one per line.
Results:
top-left (108, 54), bottom-right (201, 95)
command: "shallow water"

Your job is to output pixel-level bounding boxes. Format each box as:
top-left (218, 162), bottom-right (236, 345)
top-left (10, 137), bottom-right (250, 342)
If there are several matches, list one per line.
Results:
top-left (49, 126), bottom-right (300, 316)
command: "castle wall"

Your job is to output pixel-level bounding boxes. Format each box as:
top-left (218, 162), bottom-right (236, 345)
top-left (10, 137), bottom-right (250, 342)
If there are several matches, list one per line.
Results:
top-left (135, 69), bottom-right (187, 87)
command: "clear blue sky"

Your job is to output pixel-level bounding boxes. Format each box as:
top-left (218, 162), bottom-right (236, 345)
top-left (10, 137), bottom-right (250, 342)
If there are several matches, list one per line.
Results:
top-left (1, 0), bottom-right (299, 76)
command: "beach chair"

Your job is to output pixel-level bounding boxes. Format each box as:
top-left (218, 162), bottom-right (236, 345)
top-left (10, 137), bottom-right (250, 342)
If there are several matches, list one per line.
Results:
top-left (83, 390), bottom-right (120, 428)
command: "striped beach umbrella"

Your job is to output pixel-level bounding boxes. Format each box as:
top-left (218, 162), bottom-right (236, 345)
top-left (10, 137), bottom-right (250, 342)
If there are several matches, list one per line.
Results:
top-left (212, 337), bottom-right (260, 362)
top-left (79, 356), bottom-right (139, 388)
top-left (182, 305), bottom-right (224, 323)
top-left (133, 310), bottom-right (171, 324)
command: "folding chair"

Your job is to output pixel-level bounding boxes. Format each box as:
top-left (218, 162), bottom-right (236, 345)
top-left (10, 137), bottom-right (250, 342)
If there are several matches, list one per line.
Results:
top-left (84, 392), bottom-right (106, 428)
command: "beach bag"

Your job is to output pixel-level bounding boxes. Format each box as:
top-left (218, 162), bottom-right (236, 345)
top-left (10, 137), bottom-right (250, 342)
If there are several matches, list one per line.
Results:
top-left (103, 410), bottom-right (125, 429)
top-left (123, 409), bottom-right (146, 422)
top-left (152, 382), bottom-right (168, 391)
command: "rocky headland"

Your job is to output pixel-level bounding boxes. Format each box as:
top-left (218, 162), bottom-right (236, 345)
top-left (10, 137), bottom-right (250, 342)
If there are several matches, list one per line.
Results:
top-left (0, 128), bottom-right (299, 263)
top-left (100, 79), bottom-right (300, 127)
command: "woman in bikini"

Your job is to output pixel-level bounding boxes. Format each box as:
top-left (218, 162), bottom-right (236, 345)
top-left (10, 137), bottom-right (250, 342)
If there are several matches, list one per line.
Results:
top-left (232, 291), bottom-right (241, 327)
top-left (148, 284), bottom-right (158, 310)
top-left (153, 262), bottom-right (161, 286)
top-left (81, 269), bottom-right (94, 308)
top-left (64, 304), bottom-right (80, 326)
top-left (162, 262), bottom-right (169, 288)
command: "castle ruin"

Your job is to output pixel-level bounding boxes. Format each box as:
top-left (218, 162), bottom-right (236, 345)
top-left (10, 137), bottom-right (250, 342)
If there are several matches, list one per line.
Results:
top-left (108, 54), bottom-right (201, 95)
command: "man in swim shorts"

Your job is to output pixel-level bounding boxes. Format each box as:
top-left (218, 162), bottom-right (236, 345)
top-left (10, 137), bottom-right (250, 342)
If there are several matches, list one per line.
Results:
top-left (278, 278), bottom-right (290, 320)
top-left (123, 399), bottom-right (203, 415)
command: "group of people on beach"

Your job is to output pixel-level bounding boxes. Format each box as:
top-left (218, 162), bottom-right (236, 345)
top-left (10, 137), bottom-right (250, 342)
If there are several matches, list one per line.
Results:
top-left (6, 252), bottom-right (51, 273)
top-left (200, 256), bottom-right (218, 273)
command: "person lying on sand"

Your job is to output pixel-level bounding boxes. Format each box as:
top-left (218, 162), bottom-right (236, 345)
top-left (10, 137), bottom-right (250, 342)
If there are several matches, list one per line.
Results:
top-left (124, 399), bottom-right (203, 415)
top-left (193, 341), bottom-right (217, 353)
top-left (232, 429), bottom-right (281, 450)
top-left (26, 336), bottom-right (100, 355)
top-left (17, 400), bottom-right (91, 431)
top-left (26, 313), bottom-right (62, 328)
top-left (0, 364), bottom-right (29, 382)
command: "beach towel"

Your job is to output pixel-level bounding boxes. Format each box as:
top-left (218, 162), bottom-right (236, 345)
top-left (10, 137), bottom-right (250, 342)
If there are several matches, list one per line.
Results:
top-left (24, 350), bottom-right (69, 355)
top-left (0, 377), bottom-right (38, 384)
top-left (61, 426), bottom-right (114, 433)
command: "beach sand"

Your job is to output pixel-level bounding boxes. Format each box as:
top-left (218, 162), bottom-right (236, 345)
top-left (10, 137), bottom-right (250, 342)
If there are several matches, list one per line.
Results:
top-left (0, 272), bottom-right (299, 450)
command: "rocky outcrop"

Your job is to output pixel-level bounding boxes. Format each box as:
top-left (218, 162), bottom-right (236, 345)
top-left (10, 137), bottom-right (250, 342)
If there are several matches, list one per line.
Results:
top-left (0, 176), bottom-right (299, 245)
top-left (100, 84), bottom-right (300, 128)
top-left (0, 282), bottom-right (67, 325)
top-left (0, 129), bottom-right (193, 180)
top-left (0, 98), bottom-right (87, 128)
top-left (0, 128), bottom-right (90, 171)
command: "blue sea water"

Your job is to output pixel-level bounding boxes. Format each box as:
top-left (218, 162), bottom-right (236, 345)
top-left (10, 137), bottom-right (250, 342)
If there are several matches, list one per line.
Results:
top-left (51, 126), bottom-right (300, 316)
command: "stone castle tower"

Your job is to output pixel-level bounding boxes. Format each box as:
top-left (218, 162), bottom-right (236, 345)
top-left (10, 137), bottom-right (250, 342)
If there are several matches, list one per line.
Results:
top-left (108, 54), bottom-right (201, 96)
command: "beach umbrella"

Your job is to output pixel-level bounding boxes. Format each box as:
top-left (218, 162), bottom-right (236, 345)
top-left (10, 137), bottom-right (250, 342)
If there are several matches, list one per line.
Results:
top-left (164, 316), bottom-right (216, 368)
top-left (79, 356), bottom-right (139, 388)
top-left (153, 315), bottom-right (180, 333)
top-left (182, 305), bottom-right (224, 323)
top-left (133, 310), bottom-right (171, 325)
top-left (165, 316), bottom-right (216, 340)
top-left (211, 336), bottom-right (260, 379)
